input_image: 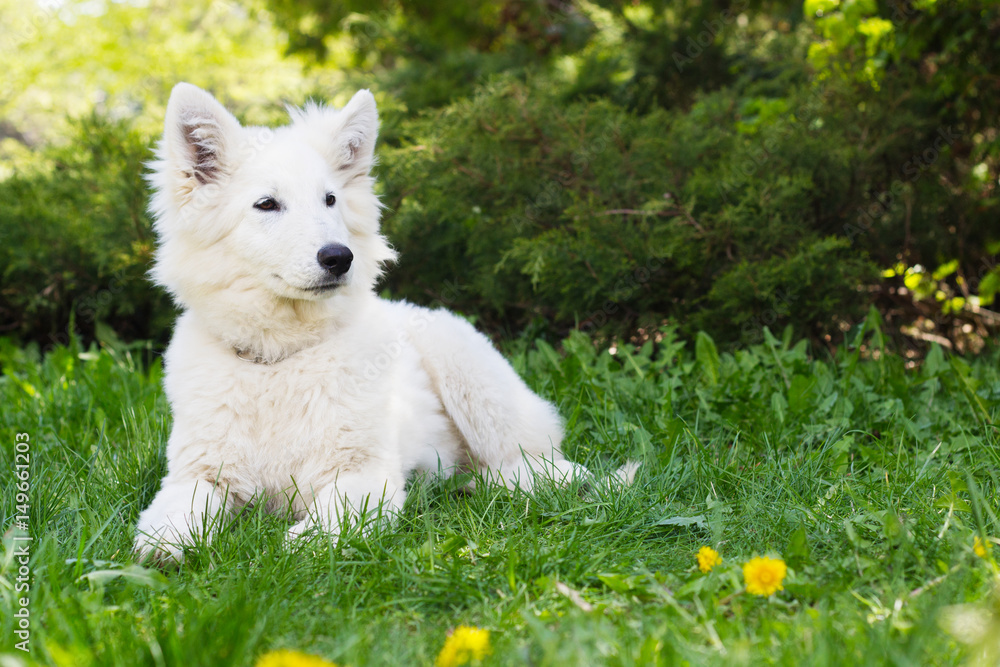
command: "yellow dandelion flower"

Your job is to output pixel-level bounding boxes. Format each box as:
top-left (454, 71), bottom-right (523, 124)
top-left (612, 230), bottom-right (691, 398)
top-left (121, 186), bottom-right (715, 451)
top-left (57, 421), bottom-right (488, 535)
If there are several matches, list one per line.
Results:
top-left (743, 556), bottom-right (787, 597)
top-left (973, 535), bottom-right (992, 558)
top-left (256, 649), bottom-right (338, 667)
top-left (435, 625), bottom-right (491, 667)
top-left (697, 546), bottom-right (722, 573)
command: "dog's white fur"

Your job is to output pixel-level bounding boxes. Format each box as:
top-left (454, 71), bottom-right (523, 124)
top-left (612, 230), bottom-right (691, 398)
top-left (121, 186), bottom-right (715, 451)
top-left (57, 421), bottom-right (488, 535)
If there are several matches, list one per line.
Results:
top-left (134, 83), bottom-right (586, 561)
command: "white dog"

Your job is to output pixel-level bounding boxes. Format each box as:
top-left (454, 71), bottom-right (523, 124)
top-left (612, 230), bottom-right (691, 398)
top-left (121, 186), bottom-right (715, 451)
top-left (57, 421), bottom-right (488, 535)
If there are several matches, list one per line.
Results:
top-left (134, 83), bottom-right (589, 561)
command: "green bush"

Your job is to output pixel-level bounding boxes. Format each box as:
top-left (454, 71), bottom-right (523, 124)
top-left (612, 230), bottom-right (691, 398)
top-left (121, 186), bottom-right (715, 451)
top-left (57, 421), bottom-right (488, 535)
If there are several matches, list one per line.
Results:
top-left (2, 1), bottom-right (997, 351)
top-left (380, 76), bottom-right (874, 344)
top-left (0, 116), bottom-right (173, 349)
top-left (374, 0), bottom-right (1000, 348)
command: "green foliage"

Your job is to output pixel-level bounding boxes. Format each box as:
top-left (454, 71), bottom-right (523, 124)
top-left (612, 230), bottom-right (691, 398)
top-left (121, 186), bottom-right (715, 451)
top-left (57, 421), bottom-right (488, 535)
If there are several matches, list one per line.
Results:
top-left (266, 0), bottom-right (800, 112)
top-left (370, 0), bottom-right (1000, 347)
top-left (2, 0), bottom-right (999, 350)
top-left (0, 0), bottom-right (329, 149)
top-left (266, 0), bottom-right (596, 111)
top-left (0, 116), bottom-right (174, 348)
top-left (380, 76), bottom-right (874, 344)
top-left (1, 323), bottom-right (998, 663)
top-left (267, 0), bottom-right (588, 62)
top-left (805, 0), bottom-right (896, 87)
top-left (799, 0), bottom-right (1000, 340)
top-left (516, 320), bottom-right (999, 466)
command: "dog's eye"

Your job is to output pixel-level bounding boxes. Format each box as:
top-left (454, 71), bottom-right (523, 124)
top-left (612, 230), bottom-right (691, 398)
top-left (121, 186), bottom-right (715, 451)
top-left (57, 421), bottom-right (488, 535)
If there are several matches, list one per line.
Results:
top-left (325, 193), bottom-right (336, 207)
top-left (254, 197), bottom-right (280, 212)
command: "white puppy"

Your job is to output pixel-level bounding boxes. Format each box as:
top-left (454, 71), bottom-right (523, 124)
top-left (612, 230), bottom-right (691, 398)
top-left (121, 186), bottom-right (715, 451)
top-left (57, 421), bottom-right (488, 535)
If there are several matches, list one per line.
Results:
top-left (134, 83), bottom-right (586, 561)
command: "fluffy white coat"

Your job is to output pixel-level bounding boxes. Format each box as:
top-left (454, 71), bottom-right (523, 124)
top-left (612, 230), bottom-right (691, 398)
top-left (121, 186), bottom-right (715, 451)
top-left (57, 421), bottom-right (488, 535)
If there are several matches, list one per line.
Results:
top-left (134, 83), bottom-right (584, 561)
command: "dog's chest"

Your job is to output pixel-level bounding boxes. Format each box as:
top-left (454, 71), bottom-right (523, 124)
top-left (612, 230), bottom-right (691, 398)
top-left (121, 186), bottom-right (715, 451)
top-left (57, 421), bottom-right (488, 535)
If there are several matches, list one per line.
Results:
top-left (165, 341), bottom-right (401, 486)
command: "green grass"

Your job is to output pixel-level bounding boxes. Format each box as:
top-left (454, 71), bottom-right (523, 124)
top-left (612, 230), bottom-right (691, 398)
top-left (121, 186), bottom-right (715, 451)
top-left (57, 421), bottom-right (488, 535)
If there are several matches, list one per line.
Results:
top-left (1, 318), bottom-right (999, 666)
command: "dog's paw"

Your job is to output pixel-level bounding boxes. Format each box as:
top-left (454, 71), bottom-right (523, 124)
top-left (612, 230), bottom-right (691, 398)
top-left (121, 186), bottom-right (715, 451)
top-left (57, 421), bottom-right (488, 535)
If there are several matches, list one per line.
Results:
top-left (286, 507), bottom-right (396, 545)
top-left (609, 460), bottom-right (641, 486)
top-left (286, 517), bottom-right (327, 543)
top-left (134, 529), bottom-right (187, 566)
top-left (287, 478), bottom-right (405, 546)
top-left (490, 456), bottom-right (589, 491)
top-left (487, 457), bottom-right (640, 493)
top-left (286, 508), bottom-right (367, 544)
top-left (133, 512), bottom-right (205, 565)
top-left (133, 479), bottom-right (230, 564)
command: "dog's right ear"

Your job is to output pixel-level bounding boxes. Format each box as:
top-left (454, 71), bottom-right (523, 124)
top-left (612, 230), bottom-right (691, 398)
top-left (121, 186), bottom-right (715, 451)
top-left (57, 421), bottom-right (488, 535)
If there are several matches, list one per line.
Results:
top-left (163, 83), bottom-right (242, 187)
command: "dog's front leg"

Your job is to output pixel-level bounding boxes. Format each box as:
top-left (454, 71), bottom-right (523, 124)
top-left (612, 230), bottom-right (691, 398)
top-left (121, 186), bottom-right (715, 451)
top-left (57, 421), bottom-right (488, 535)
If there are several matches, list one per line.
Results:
top-left (287, 473), bottom-right (405, 542)
top-left (134, 478), bottom-right (231, 564)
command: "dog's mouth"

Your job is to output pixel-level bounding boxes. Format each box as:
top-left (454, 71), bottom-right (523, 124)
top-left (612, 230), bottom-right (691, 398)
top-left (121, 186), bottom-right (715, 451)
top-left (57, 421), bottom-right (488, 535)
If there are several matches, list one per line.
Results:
top-left (304, 281), bottom-right (342, 292)
top-left (273, 274), bottom-right (346, 295)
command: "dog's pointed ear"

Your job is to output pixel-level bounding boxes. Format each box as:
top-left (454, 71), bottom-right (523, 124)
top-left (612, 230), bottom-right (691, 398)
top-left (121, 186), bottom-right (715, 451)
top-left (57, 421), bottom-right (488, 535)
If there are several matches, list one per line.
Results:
top-left (332, 90), bottom-right (379, 179)
top-left (163, 83), bottom-right (242, 186)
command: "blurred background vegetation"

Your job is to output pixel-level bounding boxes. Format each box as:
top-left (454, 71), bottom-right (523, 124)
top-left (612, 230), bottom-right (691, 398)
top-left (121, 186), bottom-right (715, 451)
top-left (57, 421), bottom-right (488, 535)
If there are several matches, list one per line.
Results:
top-left (1, 0), bottom-right (998, 354)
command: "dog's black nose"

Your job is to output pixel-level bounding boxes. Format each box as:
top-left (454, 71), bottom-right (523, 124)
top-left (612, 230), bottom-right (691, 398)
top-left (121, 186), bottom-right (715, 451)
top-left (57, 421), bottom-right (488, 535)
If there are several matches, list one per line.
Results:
top-left (317, 244), bottom-right (353, 277)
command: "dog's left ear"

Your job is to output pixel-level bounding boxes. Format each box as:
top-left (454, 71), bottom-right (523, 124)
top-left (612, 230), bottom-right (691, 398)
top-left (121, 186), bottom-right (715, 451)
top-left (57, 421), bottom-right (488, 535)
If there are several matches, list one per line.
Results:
top-left (330, 90), bottom-right (379, 180)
